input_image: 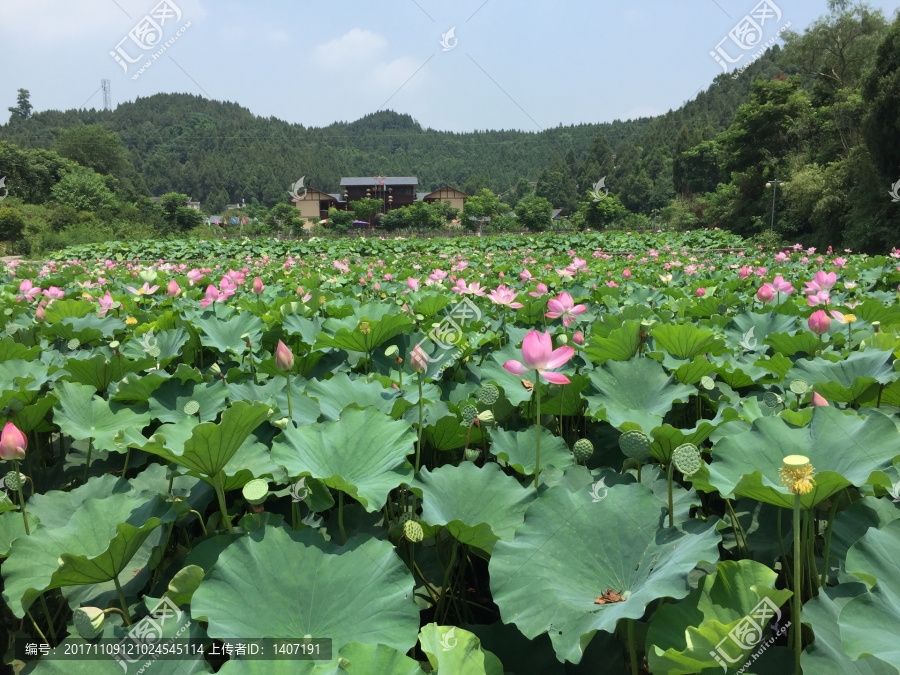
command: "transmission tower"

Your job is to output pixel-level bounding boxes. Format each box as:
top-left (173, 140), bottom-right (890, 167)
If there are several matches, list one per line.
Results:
top-left (101, 79), bottom-right (111, 111)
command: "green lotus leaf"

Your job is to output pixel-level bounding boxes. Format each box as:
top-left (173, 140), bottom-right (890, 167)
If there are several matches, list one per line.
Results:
top-left (461, 621), bottom-right (565, 675)
top-left (764, 331), bottom-right (820, 357)
top-left (695, 407), bottom-right (900, 508)
top-left (488, 426), bottom-right (574, 476)
top-left (53, 381), bottom-right (151, 454)
top-left (651, 323), bottom-right (720, 360)
top-left (8, 394), bottom-right (57, 434)
top-left (149, 377), bottom-right (229, 423)
top-left (583, 320), bottom-right (641, 364)
top-left (1, 493), bottom-right (174, 617)
top-left (672, 356), bottom-right (718, 386)
top-left (786, 349), bottom-right (895, 403)
top-left (108, 370), bottom-right (171, 403)
top-left (830, 496), bottom-right (900, 574)
top-left (228, 376), bottom-right (321, 425)
top-left (646, 559), bottom-right (792, 674)
top-left (725, 311), bottom-right (797, 348)
top-left (62, 353), bottom-right (153, 391)
top-left (192, 527), bottom-right (419, 652)
top-left (193, 308), bottom-right (265, 355)
top-left (802, 582), bottom-right (898, 675)
top-left (479, 343), bottom-right (538, 406)
top-left (423, 415), bottom-right (487, 452)
top-left (839, 520), bottom-right (900, 665)
top-left (281, 314), bottom-right (326, 348)
top-left (119, 326), bottom-right (189, 364)
top-left (489, 482), bottom-right (721, 664)
top-left (585, 358), bottom-right (695, 432)
top-left (304, 373), bottom-right (400, 422)
top-left (271, 407), bottom-right (415, 511)
top-left (413, 463), bottom-right (535, 554)
top-left (419, 624), bottom-right (504, 675)
top-left (315, 308), bottom-right (413, 352)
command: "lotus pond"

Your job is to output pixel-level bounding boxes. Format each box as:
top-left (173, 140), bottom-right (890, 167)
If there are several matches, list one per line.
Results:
top-left (1, 230), bottom-right (900, 674)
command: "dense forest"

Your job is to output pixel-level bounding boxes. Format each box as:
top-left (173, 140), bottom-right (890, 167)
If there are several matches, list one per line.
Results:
top-left (0, 1), bottom-right (898, 254)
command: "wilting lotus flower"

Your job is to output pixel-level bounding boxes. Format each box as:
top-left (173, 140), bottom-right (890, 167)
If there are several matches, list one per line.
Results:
top-left (771, 275), bottom-right (794, 294)
top-left (810, 392), bottom-right (829, 407)
top-left (0, 422), bottom-right (27, 460)
top-left (296, 286), bottom-right (312, 302)
top-left (407, 277), bottom-right (419, 292)
top-left (545, 292), bottom-right (587, 328)
top-left (489, 285), bottom-right (524, 309)
top-left (503, 330), bottom-right (574, 385)
top-left (410, 343), bottom-right (428, 373)
top-left (167, 280), bottom-right (181, 297)
top-left (252, 277), bottom-right (264, 294)
top-left (757, 283), bottom-right (776, 303)
top-left (98, 291), bottom-right (115, 317)
top-left (808, 310), bottom-right (831, 335)
top-left (805, 270), bottom-right (837, 294)
top-left (829, 310), bottom-right (856, 324)
top-left (17, 280), bottom-right (41, 302)
top-left (529, 282), bottom-right (549, 298)
top-left (42, 286), bottom-right (65, 300)
top-left (275, 340), bottom-right (294, 371)
top-left (186, 269), bottom-right (203, 286)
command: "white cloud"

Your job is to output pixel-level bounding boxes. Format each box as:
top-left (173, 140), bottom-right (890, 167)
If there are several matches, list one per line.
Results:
top-left (312, 28), bottom-right (387, 71)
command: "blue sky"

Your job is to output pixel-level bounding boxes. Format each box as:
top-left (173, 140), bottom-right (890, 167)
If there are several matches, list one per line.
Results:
top-left (2, 0), bottom-right (899, 132)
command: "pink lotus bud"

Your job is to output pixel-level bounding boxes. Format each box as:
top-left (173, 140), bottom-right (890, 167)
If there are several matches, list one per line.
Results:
top-left (810, 392), bottom-right (829, 407)
top-left (696, 288), bottom-right (706, 297)
top-left (573, 331), bottom-right (584, 345)
top-left (167, 280), bottom-right (181, 297)
top-left (410, 344), bottom-right (428, 373)
top-left (808, 310), bottom-right (831, 335)
top-left (35, 304), bottom-right (46, 322)
top-left (622, 268), bottom-right (631, 279)
top-left (275, 340), bottom-right (294, 371)
top-left (0, 422), bottom-right (27, 460)
top-left (252, 277), bottom-right (264, 294)
top-left (756, 283), bottom-right (776, 303)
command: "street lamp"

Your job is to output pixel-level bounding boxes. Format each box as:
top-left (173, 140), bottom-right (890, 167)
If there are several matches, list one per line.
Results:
top-left (765, 180), bottom-right (782, 231)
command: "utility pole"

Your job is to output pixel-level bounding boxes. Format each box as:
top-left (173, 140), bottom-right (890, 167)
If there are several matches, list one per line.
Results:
top-left (766, 179), bottom-right (782, 231)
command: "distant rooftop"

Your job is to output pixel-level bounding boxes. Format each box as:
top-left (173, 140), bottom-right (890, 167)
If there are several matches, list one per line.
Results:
top-left (340, 177), bottom-right (418, 187)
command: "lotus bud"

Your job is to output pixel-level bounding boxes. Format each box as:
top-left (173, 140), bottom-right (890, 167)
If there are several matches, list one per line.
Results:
top-left (0, 422), bottom-right (27, 460)
top-left (780, 455), bottom-right (816, 495)
top-left (73, 606), bottom-right (106, 639)
top-left (696, 287), bottom-right (706, 297)
top-left (573, 331), bottom-right (584, 345)
top-left (557, 334), bottom-right (568, 345)
top-left (477, 410), bottom-right (494, 427)
top-left (410, 344), bottom-right (428, 373)
top-left (166, 280), bottom-right (181, 297)
top-left (252, 277), bottom-right (265, 294)
top-left (808, 310), bottom-right (831, 335)
top-left (34, 304), bottom-right (46, 322)
top-left (810, 392), bottom-right (829, 407)
top-left (275, 340), bottom-right (294, 371)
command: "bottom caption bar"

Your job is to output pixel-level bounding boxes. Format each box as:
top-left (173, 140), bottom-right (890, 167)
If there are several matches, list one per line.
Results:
top-left (16, 638), bottom-right (332, 661)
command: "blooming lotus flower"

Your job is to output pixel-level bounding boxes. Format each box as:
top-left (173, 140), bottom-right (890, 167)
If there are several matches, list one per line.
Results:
top-left (42, 286), bottom-right (65, 300)
top-left (429, 269), bottom-right (448, 282)
top-left (252, 277), bottom-right (264, 294)
top-left (808, 310), bottom-right (831, 335)
top-left (17, 280), bottom-right (41, 302)
top-left (739, 266), bottom-right (751, 280)
top-left (757, 284), bottom-right (776, 303)
top-left (519, 269), bottom-right (532, 281)
top-left (807, 290), bottom-right (830, 307)
top-left (771, 275), bottom-right (794, 294)
top-left (545, 292), bottom-right (587, 328)
top-left (200, 285), bottom-right (223, 308)
top-left (754, 267), bottom-right (767, 277)
top-left (529, 282), bottom-right (549, 298)
top-left (503, 330), bottom-right (574, 385)
top-left (126, 282), bottom-right (159, 296)
top-left (844, 281), bottom-right (857, 290)
top-left (775, 252), bottom-right (788, 262)
top-left (659, 274), bottom-right (673, 283)
top-left (410, 343), bottom-right (428, 373)
top-left (833, 257), bottom-right (848, 268)
top-left (606, 281), bottom-right (619, 288)
top-left (186, 269), bottom-right (203, 286)
top-left (489, 285), bottom-right (524, 308)
top-left (167, 280), bottom-right (181, 297)
top-left (275, 340), bottom-right (294, 371)
top-left (407, 277), bottom-right (419, 292)
top-left (810, 392), bottom-right (829, 407)
top-left (98, 291), bottom-right (115, 317)
top-left (0, 422), bottom-right (27, 460)
top-left (804, 270), bottom-right (837, 294)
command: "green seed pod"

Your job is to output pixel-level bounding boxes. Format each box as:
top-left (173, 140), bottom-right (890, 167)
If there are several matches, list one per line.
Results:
top-left (67, 338), bottom-right (80, 350)
top-left (241, 479), bottom-right (269, 505)
top-left (700, 375), bottom-right (715, 391)
top-left (384, 345), bottom-right (399, 357)
top-left (461, 405), bottom-right (478, 427)
top-left (148, 346), bottom-right (161, 358)
top-left (789, 379), bottom-right (809, 395)
top-left (478, 384), bottom-right (499, 405)
top-left (208, 363), bottom-right (221, 376)
top-left (183, 400), bottom-right (200, 416)
top-left (109, 340), bottom-right (120, 349)
top-left (557, 334), bottom-right (568, 345)
top-left (397, 511), bottom-right (412, 526)
top-left (572, 439), bottom-right (594, 462)
top-left (403, 519), bottom-right (424, 543)
top-left (619, 430), bottom-right (651, 461)
top-left (5, 323), bottom-right (18, 336)
top-left (763, 392), bottom-right (782, 408)
top-left (73, 606), bottom-right (105, 639)
top-left (672, 443), bottom-right (702, 476)
top-left (4, 470), bottom-right (25, 491)
top-left (338, 657), bottom-right (351, 669)
top-left (477, 410), bottom-right (494, 427)
top-left (465, 448), bottom-right (480, 463)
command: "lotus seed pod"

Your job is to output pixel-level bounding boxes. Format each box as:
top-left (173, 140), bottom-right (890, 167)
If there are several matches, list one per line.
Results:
top-left (403, 519), bottom-right (424, 543)
top-left (672, 443), bottom-right (702, 476)
top-left (209, 363), bottom-right (221, 376)
top-left (572, 439), bottom-right (594, 462)
top-left (700, 376), bottom-right (715, 391)
top-left (338, 657), bottom-right (351, 668)
top-left (241, 479), bottom-right (269, 505)
top-left (780, 455), bottom-right (816, 495)
top-left (148, 346), bottom-right (161, 358)
top-left (618, 430), bottom-right (651, 461)
top-left (789, 379), bottom-right (809, 395)
top-left (763, 392), bottom-right (782, 408)
top-left (4, 470), bottom-right (25, 491)
top-left (461, 405), bottom-right (478, 427)
top-left (478, 384), bottom-right (499, 405)
top-left (384, 345), bottom-right (399, 357)
top-left (67, 338), bottom-right (80, 350)
top-left (183, 400), bottom-right (200, 416)
top-left (465, 448), bottom-right (480, 462)
top-left (109, 340), bottom-right (120, 349)
top-left (6, 323), bottom-right (18, 336)
top-left (273, 417), bottom-right (289, 429)
top-left (73, 606), bottom-right (105, 639)
top-left (397, 512), bottom-right (412, 526)
top-left (476, 410), bottom-right (494, 427)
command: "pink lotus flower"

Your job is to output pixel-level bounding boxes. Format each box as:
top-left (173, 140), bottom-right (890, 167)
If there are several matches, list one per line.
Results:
top-left (410, 344), bottom-right (428, 373)
top-left (488, 285), bottom-right (524, 309)
top-left (167, 280), bottom-right (181, 297)
top-left (804, 271), bottom-right (837, 294)
top-left (296, 286), bottom-right (312, 303)
top-left (407, 277), bottom-right (419, 292)
top-left (186, 269), bottom-right (203, 286)
top-left (833, 257), bottom-right (848, 268)
top-left (545, 292), bottom-right (587, 328)
top-left (775, 252), bottom-right (788, 262)
top-left (98, 291), bottom-right (115, 317)
top-left (126, 282), bottom-right (159, 296)
top-left (17, 280), bottom-right (41, 302)
top-left (252, 277), bottom-right (265, 295)
top-left (696, 287), bottom-right (706, 297)
top-left (807, 290), bottom-right (830, 307)
top-left (35, 303), bottom-right (46, 322)
top-left (808, 310), bottom-right (831, 335)
top-left (529, 282), bottom-right (549, 298)
top-left (810, 392), bottom-right (829, 407)
top-left (754, 267), bottom-right (767, 277)
top-left (200, 285), bottom-right (231, 308)
top-left (275, 340), bottom-right (294, 371)
top-left (42, 286), bottom-right (65, 301)
top-left (757, 284), bottom-right (776, 303)
top-left (573, 331), bottom-right (584, 346)
top-left (607, 281), bottom-right (619, 288)
top-left (519, 269), bottom-right (532, 281)
top-left (771, 275), bottom-right (794, 294)
top-left (429, 269), bottom-right (448, 282)
top-left (739, 266), bottom-right (751, 280)
top-left (0, 422), bottom-right (27, 460)
top-left (622, 268), bottom-right (631, 280)
top-left (503, 330), bottom-right (574, 385)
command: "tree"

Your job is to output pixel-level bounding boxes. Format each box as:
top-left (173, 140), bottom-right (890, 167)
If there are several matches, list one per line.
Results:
top-left (462, 189), bottom-right (507, 231)
top-left (268, 202), bottom-right (303, 234)
top-left (159, 192), bottom-right (203, 232)
top-left (536, 162), bottom-right (578, 213)
top-left (326, 207), bottom-right (354, 234)
top-left (862, 12), bottom-right (900, 177)
top-left (0, 207), bottom-right (26, 241)
top-left (205, 188), bottom-right (230, 215)
top-left (576, 192), bottom-right (628, 230)
top-left (54, 125), bottom-right (130, 177)
top-left (50, 168), bottom-right (117, 213)
top-left (7, 89), bottom-right (32, 121)
top-left (511, 178), bottom-right (533, 205)
top-left (350, 198), bottom-right (383, 224)
top-left (515, 195), bottom-right (553, 232)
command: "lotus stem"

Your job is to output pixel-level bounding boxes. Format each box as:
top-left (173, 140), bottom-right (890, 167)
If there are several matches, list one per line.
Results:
top-left (39, 594), bottom-right (56, 643)
top-left (416, 374), bottom-right (424, 474)
top-left (13, 459), bottom-right (30, 536)
top-left (83, 438), bottom-right (92, 483)
top-left (122, 446), bottom-right (131, 476)
top-left (113, 576), bottom-right (133, 626)
top-left (285, 373), bottom-right (293, 422)
top-left (26, 608), bottom-right (50, 644)
top-left (627, 618), bottom-right (639, 675)
top-left (792, 493), bottom-right (802, 674)
top-left (777, 507), bottom-right (792, 588)
top-left (667, 460), bottom-right (675, 527)
top-left (189, 510), bottom-right (208, 536)
top-left (534, 375), bottom-right (542, 488)
top-left (338, 492), bottom-right (347, 545)
top-left (820, 496), bottom-right (840, 587)
top-left (725, 498), bottom-right (749, 557)
top-left (292, 501), bottom-right (300, 530)
top-left (215, 472), bottom-right (234, 534)
top-left (805, 510), bottom-right (819, 592)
